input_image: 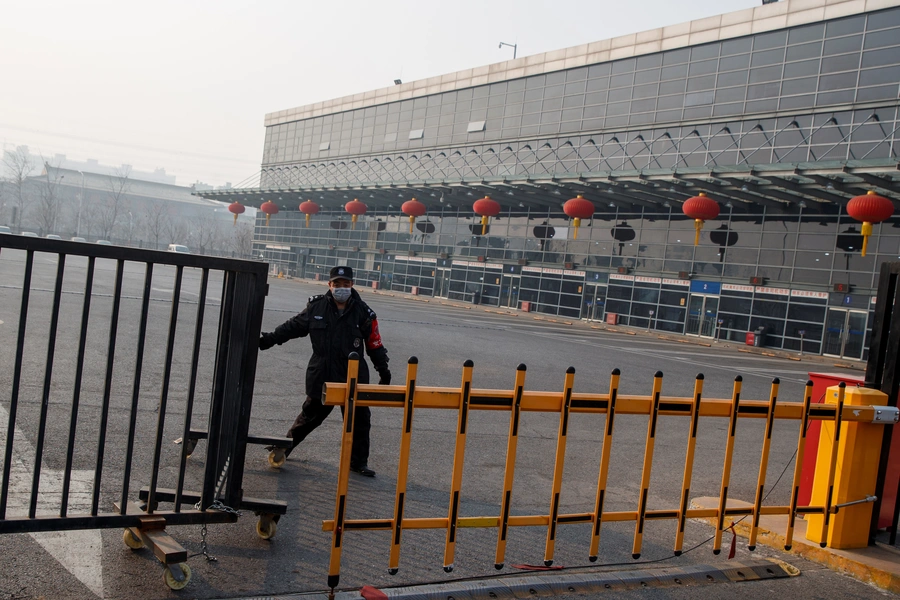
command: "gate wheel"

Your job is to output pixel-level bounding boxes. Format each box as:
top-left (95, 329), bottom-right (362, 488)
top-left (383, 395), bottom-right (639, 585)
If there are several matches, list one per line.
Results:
top-left (268, 448), bottom-right (286, 468)
top-left (163, 563), bottom-right (192, 590)
top-left (123, 528), bottom-right (144, 550)
top-left (257, 516), bottom-right (277, 540)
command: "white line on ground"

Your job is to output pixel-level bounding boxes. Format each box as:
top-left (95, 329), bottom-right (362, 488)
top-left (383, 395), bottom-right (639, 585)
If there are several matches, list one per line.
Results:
top-left (0, 403), bottom-right (103, 598)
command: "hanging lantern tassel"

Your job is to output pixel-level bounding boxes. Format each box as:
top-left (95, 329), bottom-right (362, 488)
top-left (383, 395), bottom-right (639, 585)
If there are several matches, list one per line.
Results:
top-left (481, 215), bottom-right (490, 235)
top-left (344, 199), bottom-right (368, 230)
top-left (401, 198), bottom-right (427, 234)
top-left (473, 196), bottom-right (501, 236)
top-left (847, 190), bottom-right (894, 257)
top-left (227, 201), bottom-right (245, 227)
top-left (682, 192), bottom-right (720, 246)
top-left (563, 194), bottom-right (595, 241)
top-left (260, 200), bottom-right (279, 227)
top-left (300, 200), bottom-right (319, 228)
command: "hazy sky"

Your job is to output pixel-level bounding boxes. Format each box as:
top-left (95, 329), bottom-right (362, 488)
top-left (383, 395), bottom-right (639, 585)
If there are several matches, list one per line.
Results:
top-left (0, 0), bottom-right (759, 187)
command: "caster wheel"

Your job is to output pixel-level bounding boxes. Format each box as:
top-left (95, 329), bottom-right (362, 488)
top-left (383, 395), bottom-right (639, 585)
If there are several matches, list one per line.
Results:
top-left (268, 448), bottom-right (286, 468)
top-left (164, 563), bottom-right (192, 590)
top-left (184, 439), bottom-right (198, 458)
top-left (257, 516), bottom-right (277, 540)
top-left (123, 528), bottom-right (144, 550)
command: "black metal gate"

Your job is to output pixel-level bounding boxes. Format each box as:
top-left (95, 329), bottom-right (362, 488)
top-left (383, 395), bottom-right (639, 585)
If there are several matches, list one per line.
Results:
top-left (866, 261), bottom-right (900, 545)
top-left (0, 235), bottom-right (283, 585)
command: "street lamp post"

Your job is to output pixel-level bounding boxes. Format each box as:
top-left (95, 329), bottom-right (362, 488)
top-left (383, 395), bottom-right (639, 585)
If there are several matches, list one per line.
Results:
top-left (76, 171), bottom-right (85, 237)
top-left (499, 41), bottom-right (517, 59)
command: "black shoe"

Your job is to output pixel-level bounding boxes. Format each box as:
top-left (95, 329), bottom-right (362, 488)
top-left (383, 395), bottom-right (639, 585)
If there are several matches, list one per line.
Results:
top-left (350, 465), bottom-right (376, 477)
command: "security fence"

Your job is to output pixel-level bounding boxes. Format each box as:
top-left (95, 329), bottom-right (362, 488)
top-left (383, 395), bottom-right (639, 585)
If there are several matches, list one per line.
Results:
top-left (0, 235), bottom-right (284, 589)
top-left (320, 353), bottom-right (897, 593)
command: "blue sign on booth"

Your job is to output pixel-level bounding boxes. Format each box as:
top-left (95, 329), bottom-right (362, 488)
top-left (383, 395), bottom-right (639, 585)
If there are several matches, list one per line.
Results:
top-left (690, 280), bottom-right (721, 294)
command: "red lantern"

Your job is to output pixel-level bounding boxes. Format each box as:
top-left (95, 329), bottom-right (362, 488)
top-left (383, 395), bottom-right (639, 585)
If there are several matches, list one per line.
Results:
top-left (401, 198), bottom-right (427, 233)
top-left (299, 200), bottom-right (319, 228)
top-left (260, 200), bottom-right (279, 226)
top-left (473, 196), bottom-right (500, 235)
top-left (345, 198), bottom-right (367, 229)
top-left (847, 190), bottom-right (894, 256)
top-left (227, 201), bottom-right (245, 226)
top-left (682, 192), bottom-right (719, 245)
top-left (563, 194), bottom-right (594, 240)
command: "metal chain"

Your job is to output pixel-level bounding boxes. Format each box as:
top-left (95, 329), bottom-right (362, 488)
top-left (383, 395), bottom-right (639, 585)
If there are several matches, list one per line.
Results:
top-left (193, 499), bottom-right (242, 562)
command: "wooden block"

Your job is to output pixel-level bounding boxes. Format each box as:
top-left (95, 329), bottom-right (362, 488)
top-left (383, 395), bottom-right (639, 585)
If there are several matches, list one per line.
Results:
top-left (144, 529), bottom-right (188, 564)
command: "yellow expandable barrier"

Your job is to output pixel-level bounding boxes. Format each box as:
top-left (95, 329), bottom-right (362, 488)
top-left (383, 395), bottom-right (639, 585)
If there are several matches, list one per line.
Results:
top-left (319, 357), bottom-right (896, 592)
top-left (806, 384), bottom-right (888, 549)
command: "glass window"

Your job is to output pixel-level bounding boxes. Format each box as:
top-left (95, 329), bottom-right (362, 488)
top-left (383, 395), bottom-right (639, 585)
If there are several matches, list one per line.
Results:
top-left (747, 82), bottom-right (780, 99)
top-left (661, 63), bottom-right (689, 80)
top-left (821, 53), bottom-right (861, 74)
top-left (719, 54), bottom-right (750, 72)
top-left (663, 48), bottom-right (690, 65)
top-left (826, 15), bottom-right (866, 37)
top-left (862, 47), bottom-right (900, 68)
top-left (751, 48), bottom-right (785, 67)
top-left (749, 65), bottom-right (783, 83)
top-left (687, 75), bottom-right (716, 91)
top-left (659, 79), bottom-right (686, 95)
top-left (782, 77), bottom-right (817, 96)
top-left (612, 58), bottom-right (636, 74)
top-left (691, 43), bottom-right (720, 61)
top-left (824, 35), bottom-right (863, 55)
top-left (610, 73), bottom-right (634, 88)
top-left (783, 59), bottom-right (820, 79)
top-left (754, 30), bottom-right (787, 51)
top-left (717, 70), bottom-right (749, 87)
top-left (689, 59), bottom-right (718, 76)
top-left (721, 38), bottom-right (753, 56)
top-left (867, 7), bottom-right (900, 30)
top-left (588, 63), bottom-right (612, 78)
top-left (789, 23), bottom-right (825, 44)
top-left (636, 54), bottom-right (663, 69)
top-left (787, 41), bottom-right (824, 62)
top-left (864, 28), bottom-right (900, 50)
top-left (818, 72), bottom-right (858, 91)
top-left (635, 69), bottom-right (660, 84)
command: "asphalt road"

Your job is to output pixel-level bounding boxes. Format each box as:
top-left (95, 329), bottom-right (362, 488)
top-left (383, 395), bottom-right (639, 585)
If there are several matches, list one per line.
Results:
top-left (0, 248), bottom-right (888, 599)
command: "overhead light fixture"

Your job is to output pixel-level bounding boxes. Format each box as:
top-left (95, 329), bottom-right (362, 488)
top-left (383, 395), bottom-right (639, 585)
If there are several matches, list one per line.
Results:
top-left (506, 190), bottom-right (514, 196)
top-left (741, 184), bottom-right (749, 192)
top-left (725, 201), bottom-right (733, 208)
top-left (467, 191), bottom-right (473, 196)
top-left (663, 201), bottom-right (671, 208)
top-left (668, 186), bottom-right (676, 192)
top-left (609, 202), bottom-right (616, 207)
top-left (553, 189), bottom-right (562, 195)
top-left (394, 79), bottom-right (402, 85)
top-left (518, 202), bottom-right (525, 207)
top-left (826, 182), bottom-right (835, 190)
top-left (798, 200), bottom-right (807, 208)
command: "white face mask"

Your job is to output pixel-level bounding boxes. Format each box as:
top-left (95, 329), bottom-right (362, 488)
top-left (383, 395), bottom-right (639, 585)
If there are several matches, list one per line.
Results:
top-left (332, 287), bottom-right (352, 303)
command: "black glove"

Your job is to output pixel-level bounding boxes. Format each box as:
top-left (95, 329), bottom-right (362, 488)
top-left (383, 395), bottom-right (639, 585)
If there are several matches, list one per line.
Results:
top-left (377, 368), bottom-right (391, 385)
top-left (259, 332), bottom-right (276, 351)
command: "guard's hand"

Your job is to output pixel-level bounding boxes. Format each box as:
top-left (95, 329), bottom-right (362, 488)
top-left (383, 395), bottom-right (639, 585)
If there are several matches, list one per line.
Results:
top-left (259, 333), bottom-right (276, 351)
top-left (378, 369), bottom-right (391, 385)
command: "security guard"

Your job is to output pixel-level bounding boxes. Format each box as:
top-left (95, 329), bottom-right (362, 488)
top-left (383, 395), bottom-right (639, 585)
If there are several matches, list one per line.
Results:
top-left (259, 265), bottom-right (390, 477)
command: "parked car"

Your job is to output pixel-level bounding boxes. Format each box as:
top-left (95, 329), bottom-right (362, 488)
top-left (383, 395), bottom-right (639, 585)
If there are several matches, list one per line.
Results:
top-left (21, 231), bottom-right (38, 237)
top-left (0, 226), bottom-right (11, 234)
top-left (167, 244), bottom-right (190, 253)
top-left (96, 240), bottom-right (112, 245)
top-left (71, 237), bottom-right (87, 243)
top-left (46, 234), bottom-right (62, 240)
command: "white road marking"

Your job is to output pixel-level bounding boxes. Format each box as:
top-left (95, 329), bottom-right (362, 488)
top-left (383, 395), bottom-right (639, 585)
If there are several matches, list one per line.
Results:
top-left (0, 403), bottom-right (103, 598)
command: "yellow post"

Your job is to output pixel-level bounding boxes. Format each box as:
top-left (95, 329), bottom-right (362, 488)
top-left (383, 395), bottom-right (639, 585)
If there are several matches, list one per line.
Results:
top-left (494, 364), bottom-right (527, 570)
top-left (784, 380), bottom-right (814, 551)
top-left (589, 368), bottom-right (620, 561)
top-left (543, 366), bottom-right (575, 567)
top-left (749, 378), bottom-right (779, 551)
top-left (674, 374), bottom-right (704, 556)
top-left (714, 375), bottom-right (742, 555)
top-left (632, 371), bottom-right (663, 559)
top-left (388, 357), bottom-right (419, 575)
top-left (806, 384), bottom-right (887, 549)
top-left (442, 359), bottom-right (474, 572)
top-left (326, 352), bottom-right (360, 592)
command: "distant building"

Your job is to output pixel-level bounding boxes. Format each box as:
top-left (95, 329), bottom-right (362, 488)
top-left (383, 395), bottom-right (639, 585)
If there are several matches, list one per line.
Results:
top-left (197, 0), bottom-right (900, 360)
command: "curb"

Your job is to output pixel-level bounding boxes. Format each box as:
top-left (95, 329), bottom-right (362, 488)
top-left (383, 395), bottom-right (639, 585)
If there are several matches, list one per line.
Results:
top-left (691, 496), bottom-right (900, 594)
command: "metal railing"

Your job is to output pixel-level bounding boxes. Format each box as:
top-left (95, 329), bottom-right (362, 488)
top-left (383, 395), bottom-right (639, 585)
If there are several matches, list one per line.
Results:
top-left (0, 235), bottom-right (282, 547)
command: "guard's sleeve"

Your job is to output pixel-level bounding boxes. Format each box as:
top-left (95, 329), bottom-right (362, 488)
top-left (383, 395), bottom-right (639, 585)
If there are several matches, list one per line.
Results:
top-left (361, 308), bottom-right (389, 369)
top-left (269, 298), bottom-right (314, 345)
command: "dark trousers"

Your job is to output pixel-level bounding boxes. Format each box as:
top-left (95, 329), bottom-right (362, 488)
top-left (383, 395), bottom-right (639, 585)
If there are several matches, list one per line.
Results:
top-left (286, 396), bottom-right (371, 468)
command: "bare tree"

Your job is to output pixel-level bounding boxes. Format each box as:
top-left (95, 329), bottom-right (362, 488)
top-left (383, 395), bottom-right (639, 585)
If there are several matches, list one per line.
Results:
top-left (96, 165), bottom-right (132, 239)
top-left (142, 201), bottom-right (170, 250)
top-left (34, 160), bottom-right (65, 235)
top-left (164, 213), bottom-right (189, 248)
top-left (1, 146), bottom-right (37, 229)
top-left (190, 210), bottom-right (222, 255)
top-left (230, 222), bottom-right (254, 258)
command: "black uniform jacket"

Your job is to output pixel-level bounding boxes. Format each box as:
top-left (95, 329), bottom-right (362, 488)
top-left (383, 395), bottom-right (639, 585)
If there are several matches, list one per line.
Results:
top-left (268, 288), bottom-right (389, 401)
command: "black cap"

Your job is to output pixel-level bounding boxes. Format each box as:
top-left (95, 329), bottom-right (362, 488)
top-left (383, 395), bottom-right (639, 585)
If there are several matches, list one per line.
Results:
top-left (329, 265), bottom-right (353, 281)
